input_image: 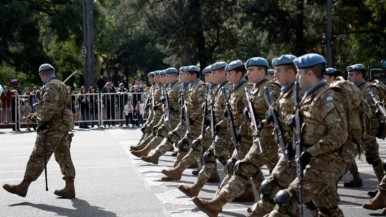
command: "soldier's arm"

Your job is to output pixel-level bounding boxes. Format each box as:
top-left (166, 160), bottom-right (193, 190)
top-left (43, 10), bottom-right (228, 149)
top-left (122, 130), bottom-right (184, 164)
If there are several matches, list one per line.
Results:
top-left (306, 91), bottom-right (348, 156)
top-left (37, 83), bottom-right (61, 126)
top-left (189, 84), bottom-right (206, 122)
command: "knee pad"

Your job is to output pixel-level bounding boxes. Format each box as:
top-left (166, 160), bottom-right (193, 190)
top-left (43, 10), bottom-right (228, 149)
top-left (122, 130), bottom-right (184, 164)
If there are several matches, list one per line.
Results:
top-left (217, 156), bottom-right (228, 166)
top-left (365, 153), bottom-right (379, 165)
top-left (203, 149), bottom-right (216, 163)
top-left (259, 179), bottom-right (272, 197)
top-left (225, 158), bottom-right (237, 175)
top-left (318, 206), bottom-right (339, 217)
top-left (233, 160), bottom-right (256, 181)
top-left (274, 189), bottom-right (291, 205)
top-left (190, 138), bottom-right (201, 151)
top-left (177, 138), bottom-right (190, 151)
top-left (383, 160), bottom-right (386, 172)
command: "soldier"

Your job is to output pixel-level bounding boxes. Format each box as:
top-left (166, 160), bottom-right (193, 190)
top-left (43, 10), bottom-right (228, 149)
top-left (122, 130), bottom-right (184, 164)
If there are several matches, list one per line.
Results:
top-left (3, 63), bottom-right (76, 198)
top-left (192, 57), bottom-right (281, 216)
top-left (324, 67), bottom-right (364, 188)
top-left (160, 64), bottom-right (221, 182)
top-left (130, 70), bottom-right (163, 152)
top-left (363, 173), bottom-right (386, 212)
top-left (140, 66), bottom-right (205, 166)
top-left (267, 69), bottom-right (276, 81)
top-left (131, 68), bottom-right (181, 158)
top-left (266, 53), bottom-right (348, 217)
top-left (178, 61), bottom-right (234, 198)
top-left (347, 64), bottom-right (386, 196)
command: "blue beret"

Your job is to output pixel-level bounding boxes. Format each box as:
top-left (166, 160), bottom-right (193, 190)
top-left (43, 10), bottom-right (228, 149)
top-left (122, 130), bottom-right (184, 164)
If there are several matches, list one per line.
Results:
top-left (153, 70), bottom-right (160, 76)
top-left (186, 65), bottom-right (200, 73)
top-left (272, 54), bottom-right (297, 67)
top-left (165, 67), bottom-right (178, 75)
top-left (159, 70), bottom-right (166, 76)
top-left (346, 64), bottom-right (366, 72)
top-left (245, 57), bottom-right (269, 68)
top-left (179, 66), bottom-right (187, 72)
top-left (267, 69), bottom-right (275, 75)
top-left (325, 67), bottom-right (338, 75)
top-left (225, 60), bottom-right (243, 72)
top-left (147, 71), bottom-right (155, 77)
top-left (202, 65), bottom-right (212, 75)
top-left (211, 61), bottom-right (227, 71)
top-left (39, 63), bottom-right (55, 73)
top-left (293, 53), bottom-right (326, 69)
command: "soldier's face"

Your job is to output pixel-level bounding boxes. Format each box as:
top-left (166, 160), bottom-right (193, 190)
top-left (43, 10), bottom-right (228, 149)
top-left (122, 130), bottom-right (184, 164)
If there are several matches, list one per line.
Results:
top-left (154, 76), bottom-right (160, 84)
top-left (347, 71), bottom-right (362, 84)
top-left (227, 70), bottom-right (240, 84)
top-left (297, 69), bottom-right (312, 89)
top-left (148, 76), bottom-right (154, 85)
top-left (323, 75), bottom-right (335, 84)
top-left (246, 66), bottom-right (264, 83)
top-left (179, 72), bottom-right (187, 82)
top-left (205, 73), bottom-right (213, 83)
top-left (212, 70), bottom-right (224, 84)
top-left (274, 66), bottom-right (288, 86)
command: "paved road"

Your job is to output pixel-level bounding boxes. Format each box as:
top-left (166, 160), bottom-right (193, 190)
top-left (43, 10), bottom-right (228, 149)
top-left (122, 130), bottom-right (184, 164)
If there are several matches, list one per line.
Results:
top-left (0, 127), bottom-right (385, 217)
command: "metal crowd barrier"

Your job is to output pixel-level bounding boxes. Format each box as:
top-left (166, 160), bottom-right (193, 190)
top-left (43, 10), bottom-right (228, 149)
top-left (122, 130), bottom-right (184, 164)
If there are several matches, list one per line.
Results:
top-left (0, 92), bottom-right (148, 131)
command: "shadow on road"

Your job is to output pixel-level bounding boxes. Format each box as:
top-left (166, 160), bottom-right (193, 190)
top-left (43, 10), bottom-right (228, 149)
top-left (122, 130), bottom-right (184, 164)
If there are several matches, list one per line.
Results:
top-left (9, 198), bottom-right (117, 217)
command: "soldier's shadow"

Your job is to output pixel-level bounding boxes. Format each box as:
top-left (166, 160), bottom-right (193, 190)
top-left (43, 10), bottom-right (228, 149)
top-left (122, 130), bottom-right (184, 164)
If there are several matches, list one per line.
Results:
top-left (9, 198), bottom-right (117, 217)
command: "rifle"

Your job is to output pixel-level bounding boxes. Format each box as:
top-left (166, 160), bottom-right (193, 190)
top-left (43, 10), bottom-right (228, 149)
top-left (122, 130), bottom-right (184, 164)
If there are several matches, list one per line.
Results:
top-left (221, 87), bottom-right (240, 159)
top-left (244, 87), bottom-right (264, 154)
top-left (199, 84), bottom-right (210, 167)
top-left (263, 86), bottom-right (292, 176)
top-left (293, 81), bottom-right (304, 216)
top-left (209, 89), bottom-right (216, 141)
top-left (369, 89), bottom-right (386, 119)
top-left (63, 70), bottom-right (78, 84)
top-left (162, 86), bottom-right (171, 128)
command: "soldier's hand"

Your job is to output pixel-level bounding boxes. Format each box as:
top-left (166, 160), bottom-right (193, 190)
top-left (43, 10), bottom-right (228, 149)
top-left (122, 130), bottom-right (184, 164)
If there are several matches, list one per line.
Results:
top-left (285, 114), bottom-right (296, 128)
top-left (153, 105), bottom-right (159, 111)
top-left (214, 124), bottom-right (221, 135)
top-left (243, 107), bottom-right (251, 119)
top-left (35, 90), bottom-right (41, 100)
top-left (298, 151), bottom-right (311, 167)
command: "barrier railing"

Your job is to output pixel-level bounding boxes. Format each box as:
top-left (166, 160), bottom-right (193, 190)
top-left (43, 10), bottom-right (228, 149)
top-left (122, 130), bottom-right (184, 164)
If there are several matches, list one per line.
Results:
top-left (0, 92), bottom-right (148, 131)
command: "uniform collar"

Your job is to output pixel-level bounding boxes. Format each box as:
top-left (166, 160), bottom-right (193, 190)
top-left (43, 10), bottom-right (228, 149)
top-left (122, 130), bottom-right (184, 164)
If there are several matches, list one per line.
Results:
top-left (233, 77), bottom-right (247, 90)
top-left (281, 80), bottom-right (295, 93)
top-left (189, 78), bottom-right (200, 89)
top-left (305, 79), bottom-right (325, 96)
top-left (44, 74), bottom-right (56, 84)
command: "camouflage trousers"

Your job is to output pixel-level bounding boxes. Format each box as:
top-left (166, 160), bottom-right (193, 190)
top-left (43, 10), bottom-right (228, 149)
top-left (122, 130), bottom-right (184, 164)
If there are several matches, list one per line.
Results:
top-left (179, 126), bottom-right (213, 168)
top-left (251, 153), bottom-right (297, 216)
top-left (363, 134), bottom-right (384, 182)
top-left (266, 152), bottom-right (345, 217)
top-left (25, 131), bottom-right (75, 181)
top-left (155, 120), bottom-right (187, 155)
top-left (197, 132), bottom-right (232, 183)
top-left (218, 137), bottom-right (279, 201)
top-left (379, 175), bottom-right (386, 190)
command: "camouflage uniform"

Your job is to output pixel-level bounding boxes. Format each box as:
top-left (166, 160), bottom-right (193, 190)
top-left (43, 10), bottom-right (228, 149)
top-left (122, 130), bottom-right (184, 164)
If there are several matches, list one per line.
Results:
top-left (140, 80), bottom-right (182, 151)
top-left (216, 78), bottom-right (280, 203)
top-left (25, 77), bottom-right (75, 182)
top-left (357, 80), bottom-right (385, 182)
top-left (267, 82), bottom-right (348, 217)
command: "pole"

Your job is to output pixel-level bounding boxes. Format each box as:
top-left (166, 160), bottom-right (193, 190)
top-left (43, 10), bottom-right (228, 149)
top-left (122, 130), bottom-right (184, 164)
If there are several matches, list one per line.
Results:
top-left (326, 0), bottom-right (333, 67)
top-left (83, 0), bottom-right (95, 87)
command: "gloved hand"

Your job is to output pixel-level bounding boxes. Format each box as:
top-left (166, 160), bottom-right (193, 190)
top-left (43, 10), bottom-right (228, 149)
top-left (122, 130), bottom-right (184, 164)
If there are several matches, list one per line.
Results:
top-left (243, 107), bottom-right (251, 119)
top-left (214, 124), bottom-right (221, 135)
top-left (299, 151), bottom-right (311, 167)
top-left (285, 114), bottom-right (296, 128)
top-left (153, 105), bottom-right (159, 111)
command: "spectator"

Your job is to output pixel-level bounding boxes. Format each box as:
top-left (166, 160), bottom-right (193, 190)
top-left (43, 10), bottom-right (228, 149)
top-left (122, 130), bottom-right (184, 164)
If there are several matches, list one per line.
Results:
top-left (1, 86), bottom-right (12, 124)
top-left (120, 75), bottom-right (129, 90)
top-left (20, 99), bottom-right (32, 131)
top-left (66, 86), bottom-right (77, 124)
top-left (96, 75), bottom-right (106, 93)
top-left (77, 86), bottom-right (89, 129)
top-left (88, 86), bottom-right (99, 128)
top-left (129, 79), bottom-right (144, 118)
top-left (124, 99), bottom-right (134, 127)
top-left (136, 99), bottom-right (145, 126)
top-left (102, 82), bottom-right (116, 127)
top-left (117, 83), bottom-right (128, 127)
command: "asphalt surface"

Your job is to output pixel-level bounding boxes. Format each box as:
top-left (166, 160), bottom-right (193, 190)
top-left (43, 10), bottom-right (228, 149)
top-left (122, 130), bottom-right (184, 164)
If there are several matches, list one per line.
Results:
top-left (1, 127), bottom-right (386, 217)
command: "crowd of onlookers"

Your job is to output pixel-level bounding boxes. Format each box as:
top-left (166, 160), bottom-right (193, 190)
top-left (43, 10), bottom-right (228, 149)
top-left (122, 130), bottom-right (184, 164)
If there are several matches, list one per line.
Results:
top-left (0, 75), bottom-right (148, 131)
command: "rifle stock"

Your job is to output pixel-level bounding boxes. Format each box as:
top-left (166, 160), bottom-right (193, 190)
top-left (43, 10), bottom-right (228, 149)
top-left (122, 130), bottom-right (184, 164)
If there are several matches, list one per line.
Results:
top-left (293, 81), bottom-right (304, 216)
top-left (221, 87), bottom-right (240, 159)
top-left (369, 89), bottom-right (386, 119)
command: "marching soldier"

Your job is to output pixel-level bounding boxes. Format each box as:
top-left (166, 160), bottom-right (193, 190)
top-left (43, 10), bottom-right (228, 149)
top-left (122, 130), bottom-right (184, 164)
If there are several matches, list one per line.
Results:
top-left (140, 66), bottom-right (205, 166)
top-left (266, 53), bottom-right (348, 217)
top-left (3, 63), bottom-right (76, 198)
top-left (160, 64), bottom-right (224, 182)
top-left (347, 64), bottom-right (386, 196)
top-left (178, 61), bottom-right (234, 198)
top-left (131, 68), bottom-right (182, 158)
top-left (130, 70), bottom-right (163, 151)
top-left (192, 57), bottom-right (281, 216)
